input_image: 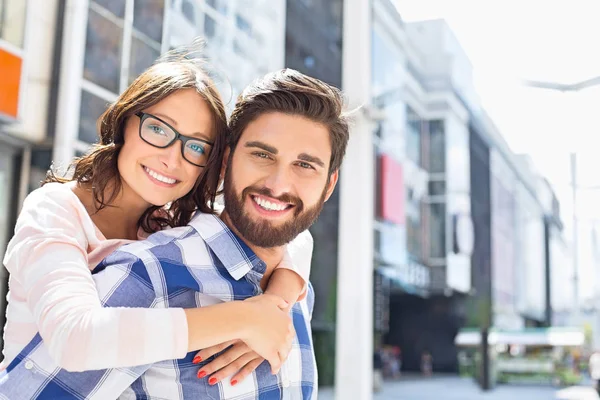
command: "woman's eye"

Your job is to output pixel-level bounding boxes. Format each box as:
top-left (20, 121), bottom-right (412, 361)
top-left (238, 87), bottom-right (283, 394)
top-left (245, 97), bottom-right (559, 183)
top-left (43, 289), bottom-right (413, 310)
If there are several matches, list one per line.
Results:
top-left (189, 144), bottom-right (206, 155)
top-left (149, 125), bottom-right (167, 136)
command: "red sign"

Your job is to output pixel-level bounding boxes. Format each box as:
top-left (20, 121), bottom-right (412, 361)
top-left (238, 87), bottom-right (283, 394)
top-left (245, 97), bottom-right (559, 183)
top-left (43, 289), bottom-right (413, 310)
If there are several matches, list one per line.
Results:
top-left (379, 154), bottom-right (405, 225)
top-left (0, 48), bottom-right (22, 119)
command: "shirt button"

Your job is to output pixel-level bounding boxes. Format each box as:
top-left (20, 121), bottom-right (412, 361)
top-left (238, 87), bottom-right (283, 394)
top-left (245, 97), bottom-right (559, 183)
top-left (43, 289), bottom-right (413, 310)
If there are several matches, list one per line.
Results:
top-left (282, 379), bottom-right (290, 388)
top-left (24, 360), bottom-right (34, 370)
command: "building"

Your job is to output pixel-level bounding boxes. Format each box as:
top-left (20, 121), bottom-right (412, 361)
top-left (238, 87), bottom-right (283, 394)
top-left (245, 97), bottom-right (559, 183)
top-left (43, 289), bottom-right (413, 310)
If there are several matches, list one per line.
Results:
top-left (370, 6), bottom-right (475, 372)
top-left (366, 0), bottom-right (573, 378)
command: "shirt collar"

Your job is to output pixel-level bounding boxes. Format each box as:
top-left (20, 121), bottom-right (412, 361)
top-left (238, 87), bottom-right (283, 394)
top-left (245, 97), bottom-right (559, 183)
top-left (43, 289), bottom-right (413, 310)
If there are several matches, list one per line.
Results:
top-left (189, 212), bottom-right (266, 280)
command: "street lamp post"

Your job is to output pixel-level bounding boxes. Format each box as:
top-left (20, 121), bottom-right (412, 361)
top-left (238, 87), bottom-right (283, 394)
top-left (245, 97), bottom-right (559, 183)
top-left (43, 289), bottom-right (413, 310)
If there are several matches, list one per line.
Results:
top-left (523, 75), bottom-right (600, 321)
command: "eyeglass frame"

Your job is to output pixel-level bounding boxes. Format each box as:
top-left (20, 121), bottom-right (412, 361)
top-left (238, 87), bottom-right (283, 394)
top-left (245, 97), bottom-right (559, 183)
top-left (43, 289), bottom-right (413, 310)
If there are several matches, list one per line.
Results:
top-left (135, 111), bottom-right (214, 167)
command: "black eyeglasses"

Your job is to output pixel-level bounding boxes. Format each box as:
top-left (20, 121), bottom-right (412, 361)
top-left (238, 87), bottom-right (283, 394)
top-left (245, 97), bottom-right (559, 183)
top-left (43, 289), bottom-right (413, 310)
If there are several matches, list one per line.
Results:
top-left (135, 112), bottom-right (214, 167)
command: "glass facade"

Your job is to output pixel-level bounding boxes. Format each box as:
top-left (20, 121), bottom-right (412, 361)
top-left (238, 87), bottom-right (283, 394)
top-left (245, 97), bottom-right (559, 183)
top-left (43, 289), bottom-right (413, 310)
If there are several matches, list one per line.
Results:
top-left (169, 0), bottom-right (284, 112)
top-left (406, 107), bottom-right (421, 167)
top-left (84, 5), bottom-right (123, 93)
top-left (78, 0), bottom-right (165, 149)
top-left (427, 120), bottom-right (446, 261)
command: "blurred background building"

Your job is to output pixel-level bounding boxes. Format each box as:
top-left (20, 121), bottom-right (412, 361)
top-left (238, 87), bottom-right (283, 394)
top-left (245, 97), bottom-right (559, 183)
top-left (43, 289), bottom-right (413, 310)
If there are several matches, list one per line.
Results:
top-left (0, 0), bottom-right (590, 398)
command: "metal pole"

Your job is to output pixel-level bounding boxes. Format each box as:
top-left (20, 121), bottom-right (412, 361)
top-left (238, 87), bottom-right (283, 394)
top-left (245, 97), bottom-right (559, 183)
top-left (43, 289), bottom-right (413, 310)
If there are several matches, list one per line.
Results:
top-left (571, 152), bottom-right (579, 311)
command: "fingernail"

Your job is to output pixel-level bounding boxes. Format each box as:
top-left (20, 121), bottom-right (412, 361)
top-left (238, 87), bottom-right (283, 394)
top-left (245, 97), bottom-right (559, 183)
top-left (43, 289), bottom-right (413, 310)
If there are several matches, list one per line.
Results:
top-left (193, 356), bottom-right (202, 364)
top-left (209, 377), bottom-right (217, 385)
top-left (231, 379), bottom-right (238, 386)
top-left (197, 370), bottom-right (207, 379)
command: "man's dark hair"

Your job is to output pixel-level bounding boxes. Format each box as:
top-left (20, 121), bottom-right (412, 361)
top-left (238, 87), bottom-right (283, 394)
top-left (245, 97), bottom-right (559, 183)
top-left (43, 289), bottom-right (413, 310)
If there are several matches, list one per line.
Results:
top-left (228, 69), bottom-right (350, 174)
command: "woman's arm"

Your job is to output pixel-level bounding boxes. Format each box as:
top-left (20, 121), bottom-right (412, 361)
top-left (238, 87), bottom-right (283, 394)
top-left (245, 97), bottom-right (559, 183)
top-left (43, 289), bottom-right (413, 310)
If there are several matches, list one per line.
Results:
top-left (264, 229), bottom-right (314, 306)
top-left (3, 187), bottom-right (194, 371)
top-left (5, 187), bottom-right (292, 372)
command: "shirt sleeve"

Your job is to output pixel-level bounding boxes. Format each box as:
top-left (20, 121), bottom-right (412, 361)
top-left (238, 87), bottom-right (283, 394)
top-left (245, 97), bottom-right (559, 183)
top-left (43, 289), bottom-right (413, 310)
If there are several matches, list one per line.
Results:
top-left (3, 186), bottom-right (188, 371)
top-left (275, 229), bottom-right (314, 301)
top-left (0, 255), bottom-right (160, 400)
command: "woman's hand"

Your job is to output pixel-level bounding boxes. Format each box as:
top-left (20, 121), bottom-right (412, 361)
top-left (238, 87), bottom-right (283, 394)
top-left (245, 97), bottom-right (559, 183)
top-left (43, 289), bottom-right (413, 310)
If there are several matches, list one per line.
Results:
top-left (241, 294), bottom-right (295, 374)
top-left (193, 340), bottom-right (268, 386)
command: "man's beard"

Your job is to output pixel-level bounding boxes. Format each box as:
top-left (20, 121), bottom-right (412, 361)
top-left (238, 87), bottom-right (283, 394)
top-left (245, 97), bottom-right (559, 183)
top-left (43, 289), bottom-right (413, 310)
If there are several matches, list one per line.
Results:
top-left (223, 163), bottom-right (327, 248)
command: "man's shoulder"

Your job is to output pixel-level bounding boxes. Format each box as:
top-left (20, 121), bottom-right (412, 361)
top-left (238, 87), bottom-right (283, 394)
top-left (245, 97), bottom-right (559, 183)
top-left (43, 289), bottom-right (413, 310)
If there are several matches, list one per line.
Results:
top-left (105, 224), bottom-right (209, 262)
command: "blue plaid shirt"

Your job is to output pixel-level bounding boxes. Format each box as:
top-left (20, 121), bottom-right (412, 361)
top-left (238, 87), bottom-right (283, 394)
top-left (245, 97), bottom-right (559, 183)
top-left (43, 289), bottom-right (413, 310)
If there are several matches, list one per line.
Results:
top-left (0, 213), bottom-right (317, 399)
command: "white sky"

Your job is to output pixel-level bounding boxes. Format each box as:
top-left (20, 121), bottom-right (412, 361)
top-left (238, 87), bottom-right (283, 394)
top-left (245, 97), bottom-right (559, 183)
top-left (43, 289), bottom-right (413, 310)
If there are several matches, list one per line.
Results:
top-left (395, 0), bottom-right (600, 300)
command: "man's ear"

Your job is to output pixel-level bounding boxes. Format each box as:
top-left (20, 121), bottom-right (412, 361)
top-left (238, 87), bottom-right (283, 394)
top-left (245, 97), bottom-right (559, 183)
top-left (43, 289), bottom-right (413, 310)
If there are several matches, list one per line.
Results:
top-left (220, 146), bottom-right (231, 180)
top-left (323, 169), bottom-right (339, 202)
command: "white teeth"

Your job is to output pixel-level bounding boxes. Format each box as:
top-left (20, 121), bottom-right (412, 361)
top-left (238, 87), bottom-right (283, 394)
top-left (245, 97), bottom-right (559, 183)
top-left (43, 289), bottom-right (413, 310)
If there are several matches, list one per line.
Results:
top-left (253, 196), bottom-right (287, 211)
top-left (144, 167), bottom-right (176, 184)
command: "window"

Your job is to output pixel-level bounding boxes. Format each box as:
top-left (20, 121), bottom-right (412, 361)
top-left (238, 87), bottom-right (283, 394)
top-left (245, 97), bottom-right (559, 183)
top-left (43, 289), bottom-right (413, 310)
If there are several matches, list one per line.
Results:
top-left (93, 0), bottom-right (125, 18)
top-left (78, 90), bottom-right (108, 144)
top-left (428, 180), bottom-right (446, 196)
top-left (406, 107), bottom-right (422, 167)
top-left (406, 200), bottom-right (422, 261)
top-left (133, 0), bottom-right (164, 43)
top-left (206, 0), bottom-right (227, 15)
top-left (182, 0), bottom-right (195, 24)
top-left (84, 7), bottom-right (123, 93)
top-left (428, 120), bottom-right (445, 173)
top-left (129, 34), bottom-right (160, 85)
top-left (429, 202), bottom-right (446, 258)
top-left (204, 14), bottom-right (216, 38)
top-left (0, 0), bottom-right (26, 48)
top-left (235, 14), bottom-right (251, 35)
top-left (233, 39), bottom-right (246, 58)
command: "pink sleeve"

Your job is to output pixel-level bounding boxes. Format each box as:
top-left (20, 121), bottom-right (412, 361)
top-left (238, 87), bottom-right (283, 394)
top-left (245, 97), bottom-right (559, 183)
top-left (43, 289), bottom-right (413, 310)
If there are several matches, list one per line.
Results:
top-left (3, 187), bottom-right (188, 371)
top-left (275, 230), bottom-right (314, 301)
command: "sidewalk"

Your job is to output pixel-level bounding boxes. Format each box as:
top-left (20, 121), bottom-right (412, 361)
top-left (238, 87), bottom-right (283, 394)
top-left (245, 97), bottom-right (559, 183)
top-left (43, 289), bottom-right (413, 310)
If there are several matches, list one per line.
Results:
top-left (317, 375), bottom-right (600, 400)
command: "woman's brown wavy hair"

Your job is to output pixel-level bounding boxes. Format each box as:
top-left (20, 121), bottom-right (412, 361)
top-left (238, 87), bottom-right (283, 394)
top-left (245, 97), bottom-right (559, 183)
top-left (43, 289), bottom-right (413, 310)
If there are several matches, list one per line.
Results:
top-left (44, 41), bottom-right (228, 233)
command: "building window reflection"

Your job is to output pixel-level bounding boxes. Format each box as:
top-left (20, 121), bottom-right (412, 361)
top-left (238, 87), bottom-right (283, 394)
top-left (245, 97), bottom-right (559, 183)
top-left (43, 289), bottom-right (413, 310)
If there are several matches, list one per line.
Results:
top-left (133, 0), bottom-right (164, 43)
top-left (129, 34), bottom-right (160, 85)
top-left (84, 5), bottom-right (123, 93)
top-left (93, 0), bottom-right (125, 19)
top-left (206, 0), bottom-right (228, 15)
top-left (181, 0), bottom-right (195, 24)
top-left (406, 107), bottom-right (422, 167)
top-left (429, 202), bottom-right (446, 258)
top-left (429, 120), bottom-right (445, 174)
top-left (78, 90), bottom-right (108, 144)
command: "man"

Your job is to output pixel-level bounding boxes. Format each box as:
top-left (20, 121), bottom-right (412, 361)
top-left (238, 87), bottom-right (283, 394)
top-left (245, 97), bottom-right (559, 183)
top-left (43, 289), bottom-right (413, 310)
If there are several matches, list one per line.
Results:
top-left (0, 69), bottom-right (349, 399)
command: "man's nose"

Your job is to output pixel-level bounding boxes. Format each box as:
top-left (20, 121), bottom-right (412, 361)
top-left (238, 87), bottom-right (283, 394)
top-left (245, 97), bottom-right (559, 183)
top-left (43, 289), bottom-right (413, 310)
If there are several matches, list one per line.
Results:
top-left (263, 167), bottom-right (294, 198)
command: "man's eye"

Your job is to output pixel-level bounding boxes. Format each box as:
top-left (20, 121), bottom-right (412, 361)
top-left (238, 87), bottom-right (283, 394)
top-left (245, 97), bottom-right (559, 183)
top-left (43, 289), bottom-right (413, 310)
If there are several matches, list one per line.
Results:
top-left (298, 162), bottom-right (313, 169)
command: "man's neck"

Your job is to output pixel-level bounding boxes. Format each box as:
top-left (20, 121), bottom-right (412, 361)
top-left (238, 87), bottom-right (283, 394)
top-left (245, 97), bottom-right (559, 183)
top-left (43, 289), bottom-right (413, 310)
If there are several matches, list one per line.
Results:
top-left (219, 211), bottom-right (285, 277)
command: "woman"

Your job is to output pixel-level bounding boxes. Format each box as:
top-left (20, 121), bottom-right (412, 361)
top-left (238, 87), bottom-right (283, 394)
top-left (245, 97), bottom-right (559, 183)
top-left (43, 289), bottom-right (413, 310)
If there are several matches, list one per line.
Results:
top-left (1, 44), bottom-right (310, 386)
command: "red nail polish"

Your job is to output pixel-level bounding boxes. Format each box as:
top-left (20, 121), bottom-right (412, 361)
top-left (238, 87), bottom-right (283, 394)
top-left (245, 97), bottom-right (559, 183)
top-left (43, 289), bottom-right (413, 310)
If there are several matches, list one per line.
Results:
top-left (231, 380), bottom-right (238, 386)
top-left (197, 370), bottom-right (207, 379)
top-left (193, 356), bottom-right (202, 364)
top-left (209, 377), bottom-right (217, 385)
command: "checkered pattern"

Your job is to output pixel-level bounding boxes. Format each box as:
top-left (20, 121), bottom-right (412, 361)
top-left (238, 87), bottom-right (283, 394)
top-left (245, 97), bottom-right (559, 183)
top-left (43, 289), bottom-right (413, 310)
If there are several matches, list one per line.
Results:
top-left (0, 213), bottom-right (317, 399)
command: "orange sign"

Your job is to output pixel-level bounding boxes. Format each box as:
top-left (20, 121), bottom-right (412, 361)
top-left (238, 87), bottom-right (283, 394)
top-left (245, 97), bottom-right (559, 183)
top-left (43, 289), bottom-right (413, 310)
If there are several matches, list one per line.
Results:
top-left (0, 48), bottom-right (23, 119)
